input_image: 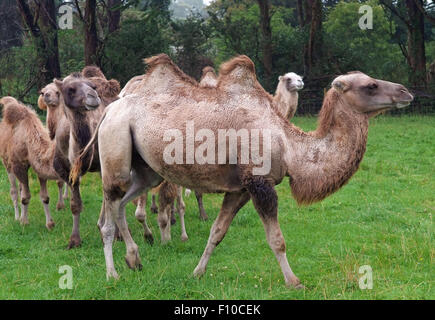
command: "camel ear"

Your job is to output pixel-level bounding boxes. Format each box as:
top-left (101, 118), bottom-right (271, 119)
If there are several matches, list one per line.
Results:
top-left (332, 80), bottom-right (350, 92)
top-left (54, 79), bottom-right (63, 91)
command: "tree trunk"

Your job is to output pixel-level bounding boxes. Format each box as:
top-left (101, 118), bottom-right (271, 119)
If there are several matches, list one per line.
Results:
top-left (405, 0), bottom-right (426, 88)
top-left (257, 0), bottom-right (273, 91)
top-left (16, 0), bottom-right (61, 88)
top-left (84, 0), bottom-right (101, 66)
top-left (301, 0), bottom-right (323, 78)
top-left (107, 0), bottom-right (121, 33)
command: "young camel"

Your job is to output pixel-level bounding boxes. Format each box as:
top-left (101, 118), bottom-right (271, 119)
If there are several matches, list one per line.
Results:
top-left (273, 72), bottom-right (304, 120)
top-left (38, 83), bottom-right (69, 206)
top-left (74, 54), bottom-right (413, 286)
top-left (0, 97), bottom-right (66, 229)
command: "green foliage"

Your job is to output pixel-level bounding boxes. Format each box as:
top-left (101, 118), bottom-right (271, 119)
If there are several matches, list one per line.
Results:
top-left (102, 9), bottom-right (171, 85)
top-left (324, 0), bottom-right (406, 82)
top-left (171, 12), bottom-right (214, 79)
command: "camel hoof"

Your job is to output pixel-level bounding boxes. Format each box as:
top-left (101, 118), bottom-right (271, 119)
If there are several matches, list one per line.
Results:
top-left (56, 203), bottom-right (65, 211)
top-left (193, 267), bottom-right (205, 278)
top-left (151, 206), bottom-right (158, 214)
top-left (46, 220), bottom-right (55, 230)
top-left (124, 253), bottom-right (142, 270)
top-left (181, 234), bottom-right (188, 242)
top-left (20, 218), bottom-right (29, 226)
top-left (200, 214), bottom-right (208, 221)
top-left (106, 270), bottom-right (119, 280)
top-left (144, 233), bottom-right (154, 245)
top-left (294, 284), bottom-right (306, 290)
top-left (67, 236), bottom-right (82, 249)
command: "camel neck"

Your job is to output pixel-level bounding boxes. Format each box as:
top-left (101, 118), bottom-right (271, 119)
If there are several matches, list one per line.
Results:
top-left (285, 94), bottom-right (369, 205)
top-left (68, 111), bottom-right (92, 150)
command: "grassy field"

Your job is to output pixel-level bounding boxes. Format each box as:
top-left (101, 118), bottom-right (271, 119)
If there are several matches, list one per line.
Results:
top-left (0, 116), bottom-right (433, 300)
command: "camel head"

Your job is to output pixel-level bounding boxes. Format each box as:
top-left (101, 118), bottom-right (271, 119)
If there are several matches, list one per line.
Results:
top-left (54, 74), bottom-right (101, 111)
top-left (331, 71), bottom-right (413, 116)
top-left (39, 83), bottom-right (60, 110)
top-left (278, 72), bottom-right (304, 92)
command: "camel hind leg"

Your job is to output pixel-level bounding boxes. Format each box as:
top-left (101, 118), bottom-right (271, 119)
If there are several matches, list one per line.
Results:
top-left (195, 191), bottom-right (208, 221)
top-left (12, 163), bottom-right (31, 225)
top-left (176, 186), bottom-right (188, 241)
top-left (39, 177), bottom-right (55, 230)
top-left (134, 193), bottom-right (154, 244)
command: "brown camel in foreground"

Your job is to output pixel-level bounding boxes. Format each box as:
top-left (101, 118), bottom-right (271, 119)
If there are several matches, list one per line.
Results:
top-left (0, 97), bottom-right (64, 229)
top-left (73, 54), bottom-right (413, 287)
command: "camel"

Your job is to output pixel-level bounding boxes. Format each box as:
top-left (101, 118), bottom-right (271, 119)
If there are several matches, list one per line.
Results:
top-left (38, 83), bottom-right (69, 205)
top-left (52, 67), bottom-right (124, 248)
top-left (0, 97), bottom-right (67, 229)
top-left (73, 54), bottom-right (413, 286)
top-left (273, 72), bottom-right (304, 120)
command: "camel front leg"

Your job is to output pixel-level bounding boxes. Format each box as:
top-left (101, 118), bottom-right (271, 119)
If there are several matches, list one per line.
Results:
top-left (195, 191), bottom-right (208, 221)
top-left (56, 180), bottom-right (66, 210)
top-left (68, 183), bottom-right (82, 249)
top-left (247, 176), bottom-right (303, 289)
top-left (150, 194), bottom-right (158, 214)
top-left (6, 171), bottom-right (20, 220)
top-left (176, 186), bottom-right (188, 242)
top-left (193, 191), bottom-right (250, 277)
top-left (39, 178), bottom-right (55, 230)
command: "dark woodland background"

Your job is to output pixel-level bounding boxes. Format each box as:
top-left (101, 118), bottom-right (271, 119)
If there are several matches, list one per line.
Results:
top-left (0, 0), bottom-right (434, 114)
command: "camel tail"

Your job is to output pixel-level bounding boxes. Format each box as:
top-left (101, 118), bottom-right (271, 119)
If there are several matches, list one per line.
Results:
top-left (0, 96), bottom-right (28, 126)
top-left (69, 109), bottom-right (108, 185)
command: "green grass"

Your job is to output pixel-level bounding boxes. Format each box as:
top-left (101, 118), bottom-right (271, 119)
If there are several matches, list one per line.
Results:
top-left (0, 116), bottom-right (433, 300)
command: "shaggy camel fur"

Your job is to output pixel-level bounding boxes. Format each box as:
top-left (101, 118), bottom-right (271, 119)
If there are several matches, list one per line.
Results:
top-left (38, 83), bottom-right (69, 204)
top-left (0, 97), bottom-right (66, 229)
top-left (273, 72), bottom-right (304, 120)
top-left (52, 67), bottom-right (122, 248)
top-left (73, 54), bottom-right (413, 286)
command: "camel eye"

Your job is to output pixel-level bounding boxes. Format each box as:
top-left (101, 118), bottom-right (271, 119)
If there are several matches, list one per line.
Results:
top-left (367, 83), bottom-right (378, 90)
top-left (68, 87), bottom-right (76, 95)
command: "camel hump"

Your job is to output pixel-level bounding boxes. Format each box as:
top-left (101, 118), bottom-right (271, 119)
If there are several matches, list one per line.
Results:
top-left (82, 65), bottom-right (106, 79)
top-left (202, 66), bottom-right (216, 75)
top-left (218, 55), bottom-right (256, 80)
top-left (143, 53), bottom-right (198, 86)
top-left (0, 96), bottom-right (31, 126)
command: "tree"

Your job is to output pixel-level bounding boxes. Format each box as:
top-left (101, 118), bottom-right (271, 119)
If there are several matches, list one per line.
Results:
top-left (16, 0), bottom-right (61, 89)
top-left (0, 0), bottom-right (22, 51)
top-left (297, 0), bottom-right (323, 78)
top-left (380, 0), bottom-right (427, 88)
top-left (257, 0), bottom-right (273, 90)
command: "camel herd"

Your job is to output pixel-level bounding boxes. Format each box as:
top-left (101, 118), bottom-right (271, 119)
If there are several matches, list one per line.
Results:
top-left (0, 54), bottom-right (413, 288)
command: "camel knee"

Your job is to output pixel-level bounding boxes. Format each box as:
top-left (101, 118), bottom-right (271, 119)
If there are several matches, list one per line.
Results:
top-left (21, 194), bottom-right (31, 205)
top-left (101, 223), bottom-right (116, 242)
top-left (40, 195), bottom-right (50, 204)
